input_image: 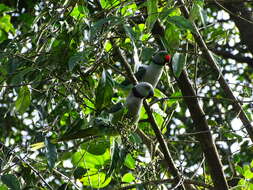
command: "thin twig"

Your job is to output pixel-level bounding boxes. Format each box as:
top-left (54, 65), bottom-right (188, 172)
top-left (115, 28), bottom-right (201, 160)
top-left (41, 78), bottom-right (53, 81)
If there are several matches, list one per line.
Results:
top-left (0, 143), bottom-right (53, 190)
top-left (117, 178), bottom-right (212, 190)
top-left (150, 95), bottom-right (253, 106)
top-left (178, 0), bottom-right (253, 142)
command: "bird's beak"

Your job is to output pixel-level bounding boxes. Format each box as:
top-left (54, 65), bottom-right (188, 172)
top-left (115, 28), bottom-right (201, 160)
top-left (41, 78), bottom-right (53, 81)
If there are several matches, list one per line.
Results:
top-left (146, 90), bottom-right (154, 99)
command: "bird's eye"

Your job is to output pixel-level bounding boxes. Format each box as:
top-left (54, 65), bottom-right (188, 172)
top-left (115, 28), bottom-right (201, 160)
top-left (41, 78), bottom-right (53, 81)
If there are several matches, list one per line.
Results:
top-left (164, 55), bottom-right (171, 62)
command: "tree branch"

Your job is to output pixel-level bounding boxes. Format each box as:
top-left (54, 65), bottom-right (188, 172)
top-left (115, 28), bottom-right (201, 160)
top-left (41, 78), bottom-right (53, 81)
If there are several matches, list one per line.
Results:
top-left (211, 48), bottom-right (253, 68)
top-left (118, 178), bottom-right (213, 190)
top-left (151, 15), bottom-right (229, 190)
top-left (178, 0), bottom-right (253, 143)
top-left (115, 45), bottom-right (186, 190)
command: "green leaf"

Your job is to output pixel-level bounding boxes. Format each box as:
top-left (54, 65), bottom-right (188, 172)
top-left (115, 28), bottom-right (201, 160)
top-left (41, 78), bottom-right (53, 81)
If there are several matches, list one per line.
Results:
top-left (11, 67), bottom-right (34, 86)
top-left (207, 120), bottom-right (218, 127)
top-left (123, 25), bottom-right (136, 42)
top-left (146, 0), bottom-right (158, 32)
top-left (108, 139), bottom-right (126, 176)
top-left (0, 29), bottom-right (7, 43)
top-left (0, 184), bottom-right (8, 190)
top-left (250, 160), bottom-right (253, 168)
top-left (81, 140), bottom-right (110, 155)
top-left (122, 173), bottom-right (135, 183)
top-left (121, 3), bottom-right (137, 16)
top-left (235, 165), bottom-right (243, 175)
top-left (45, 138), bottom-right (57, 169)
top-left (189, 1), bottom-right (206, 26)
top-left (167, 16), bottom-right (195, 33)
top-left (172, 53), bottom-right (186, 78)
top-left (100, 0), bottom-right (119, 9)
top-left (244, 169), bottom-right (253, 179)
top-left (80, 169), bottom-right (111, 188)
top-left (141, 48), bottom-right (156, 62)
top-left (95, 70), bottom-right (114, 111)
top-left (73, 167), bottom-right (87, 179)
top-left (189, 0), bottom-right (206, 26)
top-left (243, 165), bottom-right (253, 179)
top-left (104, 41), bottom-right (112, 52)
top-left (167, 91), bottom-right (181, 107)
top-left (15, 86), bottom-right (31, 114)
top-left (68, 52), bottom-right (87, 71)
top-left (19, 13), bottom-right (34, 28)
top-left (71, 149), bottom-right (110, 169)
top-left (1, 174), bottom-right (21, 190)
top-left (0, 4), bottom-right (12, 13)
top-left (70, 5), bottom-right (88, 19)
top-left (159, 7), bottom-right (175, 21)
top-left (0, 15), bottom-right (15, 33)
top-left (164, 24), bottom-right (180, 51)
top-left (124, 154), bottom-right (135, 169)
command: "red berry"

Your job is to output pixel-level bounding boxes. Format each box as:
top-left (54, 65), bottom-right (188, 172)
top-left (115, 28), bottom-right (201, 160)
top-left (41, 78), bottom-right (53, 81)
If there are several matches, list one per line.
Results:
top-left (164, 55), bottom-right (171, 62)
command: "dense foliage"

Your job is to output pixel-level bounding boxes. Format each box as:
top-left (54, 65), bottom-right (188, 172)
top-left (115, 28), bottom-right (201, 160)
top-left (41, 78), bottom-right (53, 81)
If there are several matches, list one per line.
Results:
top-left (0, 0), bottom-right (253, 189)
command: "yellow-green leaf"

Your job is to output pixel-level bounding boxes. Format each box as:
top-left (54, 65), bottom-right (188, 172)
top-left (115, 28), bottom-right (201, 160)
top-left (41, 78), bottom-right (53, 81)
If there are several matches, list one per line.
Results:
top-left (0, 15), bottom-right (15, 33)
top-left (15, 86), bottom-right (31, 114)
top-left (122, 173), bottom-right (135, 183)
top-left (80, 169), bottom-right (111, 188)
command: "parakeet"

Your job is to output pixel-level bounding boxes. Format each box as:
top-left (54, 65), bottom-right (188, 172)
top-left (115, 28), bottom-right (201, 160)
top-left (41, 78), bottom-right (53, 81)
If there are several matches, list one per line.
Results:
top-left (62, 82), bottom-right (154, 140)
top-left (30, 82), bottom-right (154, 148)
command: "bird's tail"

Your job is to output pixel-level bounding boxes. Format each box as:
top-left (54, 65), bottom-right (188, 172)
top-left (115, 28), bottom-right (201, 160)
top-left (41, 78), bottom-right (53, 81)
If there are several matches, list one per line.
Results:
top-left (30, 138), bottom-right (58, 151)
top-left (30, 141), bottom-right (46, 151)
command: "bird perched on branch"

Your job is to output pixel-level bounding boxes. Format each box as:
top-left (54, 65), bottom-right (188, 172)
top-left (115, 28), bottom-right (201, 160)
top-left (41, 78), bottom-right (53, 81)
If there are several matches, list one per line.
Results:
top-left (121, 51), bottom-right (171, 88)
top-left (30, 82), bottom-right (154, 149)
top-left (58, 82), bottom-right (154, 141)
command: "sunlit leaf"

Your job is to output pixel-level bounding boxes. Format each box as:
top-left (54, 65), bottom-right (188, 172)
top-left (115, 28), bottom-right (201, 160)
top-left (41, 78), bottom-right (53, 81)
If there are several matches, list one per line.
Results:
top-left (122, 173), bottom-right (135, 183)
top-left (121, 3), bottom-right (137, 16)
top-left (71, 149), bottom-right (110, 169)
top-left (70, 5), bottom-right (88, 19)
top-left (0, 15), bottom-right (15, 33)
top-left (80, 169), bottom-right (111, 188)
top-left (100, 0), bottom-right (119, 9)
top-left (15, 86), bottom-right (31, 114)
top-left (124, 154), bottom-right (135, 169)
top-left (235, 165), bottom-right (243, 175)
top-left (0, 184), bottom-right (8, 190)
top-left (104, 41), bottom-right (112, 52)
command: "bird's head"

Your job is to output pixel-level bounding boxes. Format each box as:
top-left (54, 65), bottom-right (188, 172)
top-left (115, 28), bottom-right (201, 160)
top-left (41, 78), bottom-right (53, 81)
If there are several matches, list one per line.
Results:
top-left (132, 82), bottom-right (154, 99)
top-left (152, 51), bottom-right (171, 66)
